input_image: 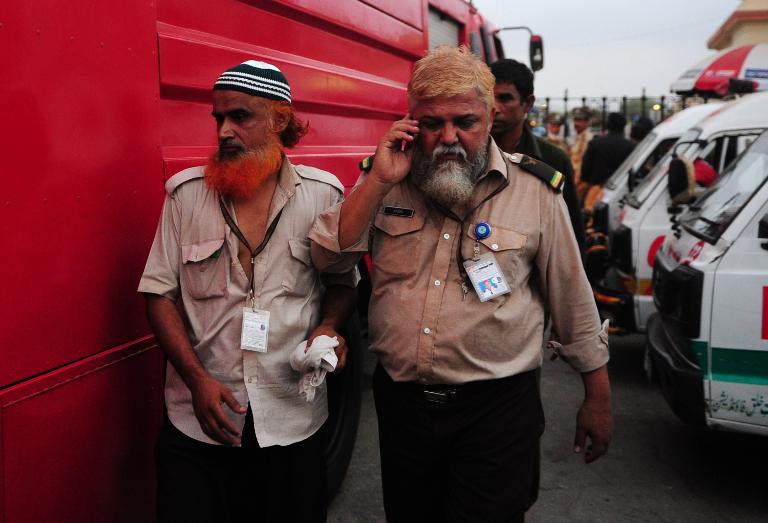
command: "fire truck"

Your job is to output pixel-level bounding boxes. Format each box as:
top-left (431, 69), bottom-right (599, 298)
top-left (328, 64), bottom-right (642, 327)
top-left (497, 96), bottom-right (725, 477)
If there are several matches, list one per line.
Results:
top-left (0, 1), bottom-right (533, 521)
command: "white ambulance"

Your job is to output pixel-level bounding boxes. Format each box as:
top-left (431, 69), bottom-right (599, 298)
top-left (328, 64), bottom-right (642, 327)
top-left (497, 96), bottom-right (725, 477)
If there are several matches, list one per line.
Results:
top-left (586, 102), bottom-right (725, 281)
top-left (594, 92), bottom-right (768, 334)
top-left (647, 128), bottom-right (768, 434)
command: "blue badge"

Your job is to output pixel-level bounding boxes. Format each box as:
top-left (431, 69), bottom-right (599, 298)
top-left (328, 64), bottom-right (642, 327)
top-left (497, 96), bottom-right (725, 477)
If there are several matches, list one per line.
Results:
top-left (475, 222), bottom-right (491, 240)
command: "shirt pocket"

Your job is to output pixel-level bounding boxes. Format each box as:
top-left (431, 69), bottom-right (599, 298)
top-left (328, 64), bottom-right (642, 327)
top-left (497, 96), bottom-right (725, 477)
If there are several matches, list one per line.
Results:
top-left (372, 212), bottom-right (425, 278)
top-left (281, 238), bottom-right (316, 296)
top-left (180, 238), bottom-right (227, 299)
top-left (466, 224), bottom-right (527, 286)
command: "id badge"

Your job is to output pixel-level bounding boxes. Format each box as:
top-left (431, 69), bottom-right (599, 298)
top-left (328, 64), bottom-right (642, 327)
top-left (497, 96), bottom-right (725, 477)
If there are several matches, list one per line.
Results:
top-left (241, 308), bottom-right (269, 352)
top-left (463, 253), bottom-right (511, 302)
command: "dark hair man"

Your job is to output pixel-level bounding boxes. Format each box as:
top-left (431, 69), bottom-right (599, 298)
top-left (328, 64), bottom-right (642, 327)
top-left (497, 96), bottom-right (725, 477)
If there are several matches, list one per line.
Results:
top-left (489, 58), bottom-right (585, 254)
top-left (581, 112), bottom-right (635, 192)
top-left (630, 116), bottom-right (655, 144)
top-left (138, 60), bottom-right (358, 522)
top-left (310, 47), bottom-right (613, 522)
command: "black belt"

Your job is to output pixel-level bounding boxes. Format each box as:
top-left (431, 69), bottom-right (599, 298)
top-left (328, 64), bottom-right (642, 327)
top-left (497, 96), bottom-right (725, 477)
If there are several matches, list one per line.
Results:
top-left (377, 364), bottom-right (534, 405)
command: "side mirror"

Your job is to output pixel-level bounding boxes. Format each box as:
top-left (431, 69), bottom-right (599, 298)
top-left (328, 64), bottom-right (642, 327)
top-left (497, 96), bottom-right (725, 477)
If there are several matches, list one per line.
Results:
top-left (759, 213), bottom-right (768, 251)
top-left (530, 35), bottom-right (544, 71)
top-left (668, 157), bottom-right (692, 203)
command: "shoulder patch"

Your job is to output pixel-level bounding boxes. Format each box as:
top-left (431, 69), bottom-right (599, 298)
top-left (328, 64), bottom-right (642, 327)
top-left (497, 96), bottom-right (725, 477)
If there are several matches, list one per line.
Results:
top-left (505, 152), bottom-right (564, 193)
top-left (165, 166), bottom-right (205, 195)
top-left (294, 164), bottom-right (345, 193)
top-left (359, 155), bottom-right (374, 173)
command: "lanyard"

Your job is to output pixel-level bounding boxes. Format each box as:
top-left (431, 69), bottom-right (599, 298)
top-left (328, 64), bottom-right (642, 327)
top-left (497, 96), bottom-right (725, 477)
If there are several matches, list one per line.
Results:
top-left (432, 176), bottom-right (509, 297)
top-left (219, 198), bottom-right (283, 302)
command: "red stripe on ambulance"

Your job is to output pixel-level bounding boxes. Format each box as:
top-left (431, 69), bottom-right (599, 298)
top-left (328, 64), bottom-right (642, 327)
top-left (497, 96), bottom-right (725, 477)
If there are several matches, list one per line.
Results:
top-left (763, 287), bottom-right (768, 340)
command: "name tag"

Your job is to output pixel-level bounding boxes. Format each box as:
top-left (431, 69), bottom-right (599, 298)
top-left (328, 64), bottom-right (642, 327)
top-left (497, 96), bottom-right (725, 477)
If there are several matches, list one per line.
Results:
top-left (241, 308), bottom-right (269, 352)
top-left (463, 253), bottom-right (511, 302)
top-left (383, 206), bottom-right (415, 218)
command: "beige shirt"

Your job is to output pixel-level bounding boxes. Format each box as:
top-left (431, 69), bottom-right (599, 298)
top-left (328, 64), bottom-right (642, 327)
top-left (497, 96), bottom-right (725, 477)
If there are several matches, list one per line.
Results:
top-left (310, 140), bottom-right (608, 384)
top-left (138, 159), bottom-right (358, 446)
top-left (571, 129), bottom-right (594, 184)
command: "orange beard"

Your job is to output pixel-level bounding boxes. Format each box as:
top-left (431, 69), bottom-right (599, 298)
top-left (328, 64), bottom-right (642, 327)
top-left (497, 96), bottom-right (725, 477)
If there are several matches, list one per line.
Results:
top-left (205, 138), bottom-right (284, 198)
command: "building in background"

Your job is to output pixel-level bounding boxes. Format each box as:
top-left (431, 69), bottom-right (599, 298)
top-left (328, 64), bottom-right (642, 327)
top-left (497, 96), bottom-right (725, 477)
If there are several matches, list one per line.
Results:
top-left (708, 0), bottom-right (768, 49)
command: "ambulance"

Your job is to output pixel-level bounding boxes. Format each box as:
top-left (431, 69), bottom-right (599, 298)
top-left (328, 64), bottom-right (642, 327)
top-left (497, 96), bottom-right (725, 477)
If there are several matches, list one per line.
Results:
top-left (586, 102), bottom-right (724, 282)
top-left (595, 92), bottom-right (768, 334)
top-left (647, 128), bottom-right (768, 435)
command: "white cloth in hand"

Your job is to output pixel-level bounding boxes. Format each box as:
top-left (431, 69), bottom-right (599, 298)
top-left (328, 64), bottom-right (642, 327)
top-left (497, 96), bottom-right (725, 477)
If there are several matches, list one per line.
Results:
top-left (290, 335), bottom-right (339, 402)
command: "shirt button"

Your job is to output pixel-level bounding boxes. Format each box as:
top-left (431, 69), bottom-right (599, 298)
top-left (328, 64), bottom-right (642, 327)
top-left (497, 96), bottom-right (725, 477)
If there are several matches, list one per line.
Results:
top-left (491, 243), bottom-right (499, 250)
top-left (434, 280), bottom-right (441, 286)
top-left (247, 377), bottom-right (254, 384)
top-left (423, 327), bottom-right (431, 334)
top-left (443, 233), bottom-right (450, 240)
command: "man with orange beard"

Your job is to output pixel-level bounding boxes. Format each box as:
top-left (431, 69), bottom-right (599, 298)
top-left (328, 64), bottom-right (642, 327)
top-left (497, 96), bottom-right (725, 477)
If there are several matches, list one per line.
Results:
top-left (138, 60), bottom-right (358, 522)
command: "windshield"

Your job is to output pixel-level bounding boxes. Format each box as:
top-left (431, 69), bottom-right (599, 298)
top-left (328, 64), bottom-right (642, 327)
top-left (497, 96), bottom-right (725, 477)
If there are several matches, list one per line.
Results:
top-left (605, 132), bottom-right (657, 190)
top-left (683, 130), bottom-right (768, 243)
top-left (627, 128), bottom-right (701, 208)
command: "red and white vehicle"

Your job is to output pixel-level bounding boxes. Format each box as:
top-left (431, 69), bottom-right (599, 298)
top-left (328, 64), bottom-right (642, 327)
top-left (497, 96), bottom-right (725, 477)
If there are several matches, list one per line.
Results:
top-left (0, 1), bottom-right (517, 520)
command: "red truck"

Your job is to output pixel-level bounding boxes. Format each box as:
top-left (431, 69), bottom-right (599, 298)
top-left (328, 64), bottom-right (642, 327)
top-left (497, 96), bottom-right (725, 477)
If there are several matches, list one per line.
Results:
top-left (0, 1), bottom-right (521, 520)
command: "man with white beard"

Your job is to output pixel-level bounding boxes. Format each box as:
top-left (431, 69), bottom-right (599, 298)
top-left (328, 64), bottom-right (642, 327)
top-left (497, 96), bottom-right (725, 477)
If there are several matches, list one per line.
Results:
top-left (310, 46), bottom-right (613, 521)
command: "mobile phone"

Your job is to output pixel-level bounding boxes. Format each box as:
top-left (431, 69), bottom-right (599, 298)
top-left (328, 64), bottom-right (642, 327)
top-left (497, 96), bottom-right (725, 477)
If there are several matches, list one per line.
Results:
top-left (400, 132), bottom-right (415, 152)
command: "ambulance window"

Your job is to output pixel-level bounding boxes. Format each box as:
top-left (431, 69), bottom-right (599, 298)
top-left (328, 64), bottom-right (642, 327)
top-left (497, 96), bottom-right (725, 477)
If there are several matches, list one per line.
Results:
top-left (683, 130), bottom-right (768, 243)
top-left (699, 137), bottom-right (724, 171)
top-left (428, 8), bottom-right (460, 49)
top-left (606, 132), bottom-right (656, 190)
top-left (641, 137), bottom-right (677, 178)
top-left (628, 128), bottom-right (701, 208)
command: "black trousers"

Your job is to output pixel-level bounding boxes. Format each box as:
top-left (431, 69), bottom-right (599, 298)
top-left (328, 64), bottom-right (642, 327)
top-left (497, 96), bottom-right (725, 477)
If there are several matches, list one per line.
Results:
top-left (373, 364), bottom-right (544, 523)
top-left (156, 407), bottom-right (327, 523)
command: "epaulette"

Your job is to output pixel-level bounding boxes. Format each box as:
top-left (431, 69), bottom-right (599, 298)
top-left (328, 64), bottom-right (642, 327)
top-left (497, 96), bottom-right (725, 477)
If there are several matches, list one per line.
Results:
top-left (295, 164), bottom-right (345, 193)
top-left (164, 166), bottom-right (204, 195)
top-left (504, 152), bottom-right (564, 193)
top-left (359, 155), bottom-right (374, 172)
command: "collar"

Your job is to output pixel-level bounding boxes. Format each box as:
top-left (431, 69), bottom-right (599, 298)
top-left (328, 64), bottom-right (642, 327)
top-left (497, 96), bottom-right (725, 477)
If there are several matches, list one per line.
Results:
top-left (267, 156), bottom-right (300, 222)
top-left (483, 138), bottom-right (509, 181)
top-left (514, 124), bottom-right (543, 160)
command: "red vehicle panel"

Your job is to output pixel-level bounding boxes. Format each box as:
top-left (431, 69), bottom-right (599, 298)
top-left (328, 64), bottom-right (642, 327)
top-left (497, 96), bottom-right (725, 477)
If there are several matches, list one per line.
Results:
top-left (0, 1), bottom-right (507, 520)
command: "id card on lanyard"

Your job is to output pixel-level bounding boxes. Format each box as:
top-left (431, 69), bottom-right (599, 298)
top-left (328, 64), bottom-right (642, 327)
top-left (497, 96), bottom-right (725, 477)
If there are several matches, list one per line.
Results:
top-left (219, 198), bottom-right (283, 353)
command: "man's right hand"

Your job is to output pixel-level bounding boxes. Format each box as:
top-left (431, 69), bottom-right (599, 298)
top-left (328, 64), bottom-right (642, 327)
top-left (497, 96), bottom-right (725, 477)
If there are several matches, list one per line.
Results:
top-left (368, 116), bottom-right (420, 186)
top-left (189, 374), bottom-right (247, 445)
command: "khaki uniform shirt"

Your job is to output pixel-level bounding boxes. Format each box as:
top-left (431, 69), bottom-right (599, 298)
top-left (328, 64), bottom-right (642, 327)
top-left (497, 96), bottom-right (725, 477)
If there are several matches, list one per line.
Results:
top-left (138, 160), bottom-right (358, 446)
top-left (571, 129), bottom-right (594, 184)
top-left (309, 140), bottom-right (608, 385)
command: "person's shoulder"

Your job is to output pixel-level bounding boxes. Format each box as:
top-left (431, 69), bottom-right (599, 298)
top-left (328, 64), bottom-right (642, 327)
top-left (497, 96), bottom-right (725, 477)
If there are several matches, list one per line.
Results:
top-left (164, 166), bottom-right (206, 195)
top-left (294, 164), bottom-right (345, 194)
top-left (504, 152), bottom-right (565, 193)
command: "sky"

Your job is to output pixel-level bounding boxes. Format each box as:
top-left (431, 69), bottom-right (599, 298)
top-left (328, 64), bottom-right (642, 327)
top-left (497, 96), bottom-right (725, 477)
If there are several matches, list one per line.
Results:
top-left (473, 0), bottom-right (742, 104)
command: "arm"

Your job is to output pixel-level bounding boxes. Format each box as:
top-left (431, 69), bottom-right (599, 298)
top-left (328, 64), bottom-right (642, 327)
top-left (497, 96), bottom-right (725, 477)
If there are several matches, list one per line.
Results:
top-left (575, 365), bottom-right (613, 463)
top-left (338, 117), bottom-right (419, 249)
top-left (536, 191), bottom-right (612, 463)
top-left (556, 152), bottom-right (586, 256)
top-left (145, 294), bottom-right (246, 445)
top-left (307, 284), bottom-right (358, 371)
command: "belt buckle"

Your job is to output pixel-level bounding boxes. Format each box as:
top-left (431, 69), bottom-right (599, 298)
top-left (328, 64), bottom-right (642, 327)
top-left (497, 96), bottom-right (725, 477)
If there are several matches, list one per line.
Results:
top-left (423, 389), bottom-right (457, 404)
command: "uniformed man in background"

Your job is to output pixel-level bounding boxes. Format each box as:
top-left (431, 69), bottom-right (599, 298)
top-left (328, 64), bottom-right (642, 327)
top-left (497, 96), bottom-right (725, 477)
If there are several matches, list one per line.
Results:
top-left (489, 58), bottom-right (584, 254)
top-left (571, 106), bottom-right (594, 203)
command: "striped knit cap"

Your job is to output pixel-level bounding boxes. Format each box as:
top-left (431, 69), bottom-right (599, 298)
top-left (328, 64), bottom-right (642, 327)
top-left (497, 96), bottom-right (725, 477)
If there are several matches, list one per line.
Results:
top-left (213, 60), bottom-right (291, 103)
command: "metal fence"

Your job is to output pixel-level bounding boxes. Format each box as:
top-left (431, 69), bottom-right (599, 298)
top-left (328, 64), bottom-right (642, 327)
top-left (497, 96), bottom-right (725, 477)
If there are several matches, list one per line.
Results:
top-left (534, 91), bottom-right (688, 138)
